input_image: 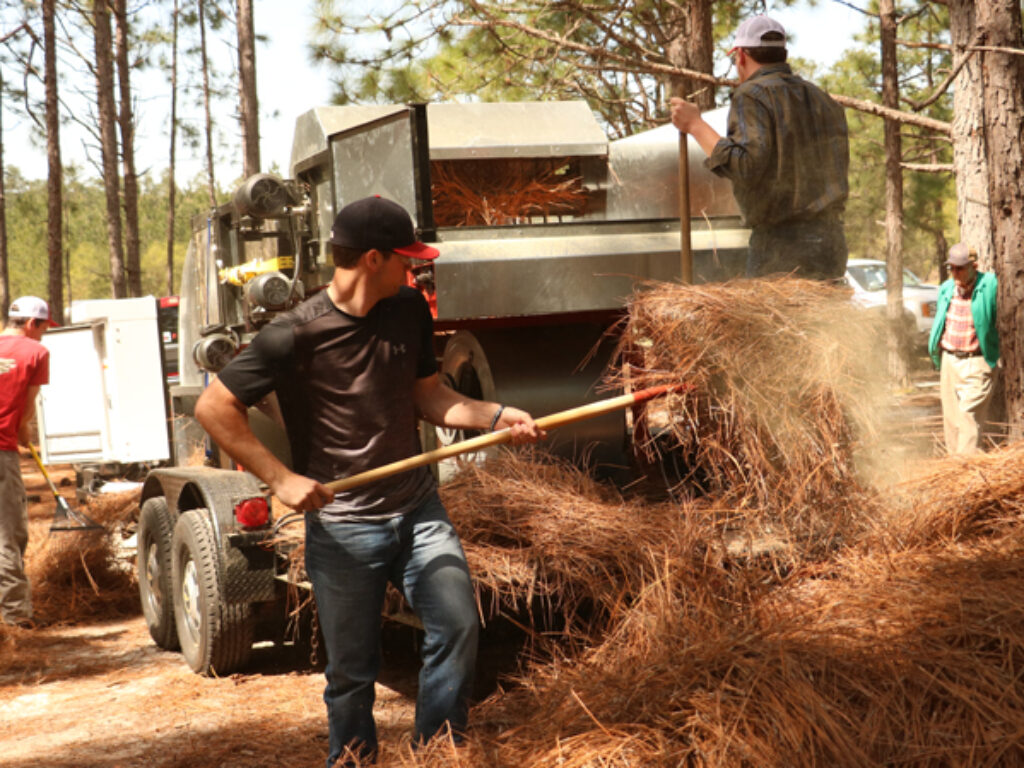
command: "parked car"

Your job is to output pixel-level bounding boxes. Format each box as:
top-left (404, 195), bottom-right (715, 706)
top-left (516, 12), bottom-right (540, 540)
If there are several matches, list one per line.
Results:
top-left (845, 258), bottom-right (939, 340)
top-left (157, 295), bottom-right (179, 385)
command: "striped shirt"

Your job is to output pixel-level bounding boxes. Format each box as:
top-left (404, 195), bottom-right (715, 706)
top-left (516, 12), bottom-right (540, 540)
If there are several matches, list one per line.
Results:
top-left (941, 280), bottom-right (980, 354)
top-left (707, 63), bottom-right (849, 229)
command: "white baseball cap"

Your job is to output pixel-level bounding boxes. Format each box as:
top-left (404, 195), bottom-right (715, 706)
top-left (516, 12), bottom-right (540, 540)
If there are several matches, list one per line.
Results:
top-left (729, 16), bottom-right (787, 54)
top-left (9, 295), bottom-right (58, 327)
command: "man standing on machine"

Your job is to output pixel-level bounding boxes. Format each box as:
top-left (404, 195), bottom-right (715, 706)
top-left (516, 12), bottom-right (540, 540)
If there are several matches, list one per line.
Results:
top-left (670, 15), bottom-right (850, 280)
top-left (0, 296), bottom-right (54, 629)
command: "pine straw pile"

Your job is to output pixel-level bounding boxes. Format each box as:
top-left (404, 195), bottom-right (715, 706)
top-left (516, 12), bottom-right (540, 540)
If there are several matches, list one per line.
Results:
top-left (441, 452), bottom-right (706, 630)
top-left (386, 442), bottom-right (1024, 768)
top-left (381, 281), bottom-right (1024, 767)
top-left (613, 278), bottom-right (887, 544)
top-left (0, 490), bottom-right (139, 646)
top-left (27, 490), bottom-right (140, 622)
top-left (871, 439), bottom-right (1024, 548)
top-left (1, 489), bottom-right (139, 675)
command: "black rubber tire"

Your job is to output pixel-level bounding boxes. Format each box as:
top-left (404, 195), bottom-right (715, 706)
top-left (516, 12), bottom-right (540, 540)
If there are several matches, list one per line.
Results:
top-left (171, 509), bottom-right (253, 675)
top-left (137, 496), bottom-right (179, 650)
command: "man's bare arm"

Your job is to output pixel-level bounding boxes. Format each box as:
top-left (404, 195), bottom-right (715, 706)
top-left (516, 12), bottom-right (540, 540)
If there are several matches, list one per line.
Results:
top-left (195, 378), bottom-right (332, 511)
top-left (670, 97), bottom-right (724, 157)
top-left (412, 373), bottom-right (545, 444)
top-left (17, 384), bottom-right (40, 446)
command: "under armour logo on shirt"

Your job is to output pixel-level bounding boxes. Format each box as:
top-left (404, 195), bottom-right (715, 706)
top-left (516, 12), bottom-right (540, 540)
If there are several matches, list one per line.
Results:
top-left (393, 343), bottom-right (407, 355)
top-left (0, 357), bottom-right (16, 375)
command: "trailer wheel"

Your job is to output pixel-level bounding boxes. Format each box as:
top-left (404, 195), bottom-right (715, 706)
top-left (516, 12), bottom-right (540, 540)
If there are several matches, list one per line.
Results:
top-left (436, 332), bottom-right (498, 482)
top-left (171, 509), bottom-right (253, 675)
top-left (137, 496), bottom-right (179, 650)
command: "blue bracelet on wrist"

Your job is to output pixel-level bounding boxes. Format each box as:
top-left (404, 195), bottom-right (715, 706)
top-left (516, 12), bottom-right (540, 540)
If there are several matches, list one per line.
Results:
top-left (489, 404), bottom-right (506, 432)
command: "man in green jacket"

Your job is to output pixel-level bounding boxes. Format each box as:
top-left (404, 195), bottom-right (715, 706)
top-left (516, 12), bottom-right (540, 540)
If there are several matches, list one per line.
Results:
top-left (927, 243), bottom-right (999, 455)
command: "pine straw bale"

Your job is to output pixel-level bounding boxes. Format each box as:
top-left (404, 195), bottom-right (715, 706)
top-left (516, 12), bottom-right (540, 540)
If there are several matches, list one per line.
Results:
top-left (613, 278), bottom-right (884, 532)
top-left (451, 528), bottom-right (1024, 768)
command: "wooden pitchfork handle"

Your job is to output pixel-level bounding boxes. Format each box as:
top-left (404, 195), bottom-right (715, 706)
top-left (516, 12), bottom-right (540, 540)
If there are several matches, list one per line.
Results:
top-left (325, 384), bottom-right (683, 494)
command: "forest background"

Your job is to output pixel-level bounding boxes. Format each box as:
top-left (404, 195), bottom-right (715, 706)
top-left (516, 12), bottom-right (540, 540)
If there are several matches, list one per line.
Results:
top-left (0, 0), bottom-right (973, 308)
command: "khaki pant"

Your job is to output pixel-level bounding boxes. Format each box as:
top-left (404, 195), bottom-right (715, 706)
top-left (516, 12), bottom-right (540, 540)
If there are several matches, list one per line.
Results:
top-left (0, 450), bottom-right (32, 623)
top-left (939, 352), bottom-right (996, 456)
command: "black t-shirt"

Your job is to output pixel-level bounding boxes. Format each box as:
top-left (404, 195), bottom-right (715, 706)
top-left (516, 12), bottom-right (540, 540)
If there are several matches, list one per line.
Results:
top-left (217, 286), bottom-right (438, 520)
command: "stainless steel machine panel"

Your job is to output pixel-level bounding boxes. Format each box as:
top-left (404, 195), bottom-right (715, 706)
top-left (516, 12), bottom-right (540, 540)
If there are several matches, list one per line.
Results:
top-left (290, 105), bottom-right (407, 176)
top-left (432, 224), bottom-right (749, 320)
top-left (425, 101), bottom-right (607, 160)
top-left (607, 108), bottom-right (739, 221)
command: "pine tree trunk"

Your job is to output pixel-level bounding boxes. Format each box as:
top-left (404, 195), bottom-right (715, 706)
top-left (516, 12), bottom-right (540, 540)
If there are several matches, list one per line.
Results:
top-left (0, 66), bottom-right (8, 321)
top-left (976, 0), bottom-right (1024, 439)
top-left (237, 0), bottom-right (260, 178)
top-left (166, 0), bottom-right (179, 298)
top-left (881, 0), bottom-right (908, 386)
top-left (94, 0), bottom-right (126, 298)
top-left (44, 0), bottom-right (64, 318)
top-left (0, 25), bottom-right (32, 320)
top-left (663, 0), bottom-right (714, 109)
top-left (948, 0), bottom-right (994, 270)
top-left (114, 0), bottom-right (142, 297)
top-left (199, 0), bottom-right (218, 207)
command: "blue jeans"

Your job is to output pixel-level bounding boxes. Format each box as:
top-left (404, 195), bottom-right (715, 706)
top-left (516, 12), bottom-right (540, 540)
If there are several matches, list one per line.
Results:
top-left (304, 492), bottom-right (479, 768)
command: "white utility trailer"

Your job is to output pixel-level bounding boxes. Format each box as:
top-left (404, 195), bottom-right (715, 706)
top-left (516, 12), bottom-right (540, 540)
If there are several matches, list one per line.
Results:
top-left (37, 297), bottom-right (171, 479)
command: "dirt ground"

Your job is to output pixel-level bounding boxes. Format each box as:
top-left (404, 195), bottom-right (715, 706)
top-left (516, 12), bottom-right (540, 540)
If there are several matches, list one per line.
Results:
top-left (1, 367), bottom-right (944, 768)
top-left (0, 457), bottom-right (430, 768)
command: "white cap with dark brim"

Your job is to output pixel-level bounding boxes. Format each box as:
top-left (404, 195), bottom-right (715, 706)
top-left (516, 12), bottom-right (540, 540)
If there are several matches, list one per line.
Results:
top-left (728, 15), bottom-right (787, 54)
top-left (9, 295), bottom-right (58, 327)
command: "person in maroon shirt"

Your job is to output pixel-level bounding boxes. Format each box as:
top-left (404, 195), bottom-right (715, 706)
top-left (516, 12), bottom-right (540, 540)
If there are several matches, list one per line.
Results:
top-left (0, 296), bottom-right (54, 628)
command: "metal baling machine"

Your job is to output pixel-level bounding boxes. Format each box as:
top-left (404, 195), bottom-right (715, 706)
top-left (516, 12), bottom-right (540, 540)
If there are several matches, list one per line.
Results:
top-left (137, 101), bottom-right (747, 675)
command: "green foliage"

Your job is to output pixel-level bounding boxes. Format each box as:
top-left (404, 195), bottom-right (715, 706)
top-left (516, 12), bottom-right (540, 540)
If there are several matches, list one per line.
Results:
top-left (310, 0), bottom-right (785, 136)
top-left (4, 168), bottom-right (50, 300)
top-left (4, 164), bottom-right (224, 302)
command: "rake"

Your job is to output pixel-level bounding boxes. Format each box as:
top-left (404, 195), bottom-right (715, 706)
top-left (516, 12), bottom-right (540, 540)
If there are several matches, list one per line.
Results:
top-left (28, 445), bottom-right (104, 534)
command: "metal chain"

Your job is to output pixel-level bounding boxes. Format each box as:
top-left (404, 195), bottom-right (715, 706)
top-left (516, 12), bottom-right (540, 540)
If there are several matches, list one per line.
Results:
top-left (309, 601), bottom-right (320, 667)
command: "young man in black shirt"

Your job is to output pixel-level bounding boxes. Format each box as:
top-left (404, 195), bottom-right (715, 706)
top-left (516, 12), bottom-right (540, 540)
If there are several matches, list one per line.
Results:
top-left (197, 196), bottom-right (543, 766)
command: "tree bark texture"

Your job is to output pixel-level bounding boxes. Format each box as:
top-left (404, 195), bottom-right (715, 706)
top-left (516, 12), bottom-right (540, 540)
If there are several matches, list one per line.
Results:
top-left (166, 0), bottom-right (179, 298)
top-left (976, 0), bottom-right (1024, 439)
top-left (199, 0), bottom-right (218, 207)
top-left (44, 0), bottom-right (64, 318)
top-left (881, 0), bottom-right (908, 385)
top-left (948, 0), bottom-right (994, 270)
top-left (94, 0), bottom-right (126, 298)
top-left (662, 0), bottom-right (714, 108)
top-left (237, 0), bottom-right (260, 178)
top-left (114, 0), bottom-right (142, 297)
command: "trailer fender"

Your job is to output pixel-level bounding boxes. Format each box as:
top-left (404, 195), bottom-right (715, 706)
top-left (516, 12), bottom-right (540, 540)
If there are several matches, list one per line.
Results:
top-left (140, 467), bottom-right (277, 604)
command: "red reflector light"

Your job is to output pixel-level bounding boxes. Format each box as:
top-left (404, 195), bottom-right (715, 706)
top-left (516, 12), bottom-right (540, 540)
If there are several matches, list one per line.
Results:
top-left (234, 497), bottom-right (269, 528)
